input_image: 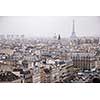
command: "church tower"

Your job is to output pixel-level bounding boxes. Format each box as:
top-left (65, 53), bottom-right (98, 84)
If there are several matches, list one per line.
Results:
top-left (58, 34), bottom-right (61, 40)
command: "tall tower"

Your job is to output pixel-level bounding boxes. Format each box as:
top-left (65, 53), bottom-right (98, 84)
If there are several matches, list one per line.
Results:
top-left (70, 20), bottom-right (77, 39)
top-left (58, 34), bottom-right (61, 40)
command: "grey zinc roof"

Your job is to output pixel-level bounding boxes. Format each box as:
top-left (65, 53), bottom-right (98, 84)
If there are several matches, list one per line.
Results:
top-left (72, 53), bottom-right (96, 58)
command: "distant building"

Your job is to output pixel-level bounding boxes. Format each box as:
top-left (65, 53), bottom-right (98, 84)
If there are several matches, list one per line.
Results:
top-left (71, 53), bottom-right (96, 70)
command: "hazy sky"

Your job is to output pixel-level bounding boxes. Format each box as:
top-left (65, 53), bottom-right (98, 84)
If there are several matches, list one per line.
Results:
top-left (0, 16), bottom-right (100, 38)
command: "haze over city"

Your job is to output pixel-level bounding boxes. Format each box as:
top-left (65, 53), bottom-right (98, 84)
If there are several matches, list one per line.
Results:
top-left (0, 16), bottom-right (100, 83)
top-left (0, 16), bottom-right (100, 38)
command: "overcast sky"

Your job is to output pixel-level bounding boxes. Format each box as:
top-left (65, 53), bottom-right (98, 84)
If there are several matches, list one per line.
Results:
top-left (0, 16), bottom-right (100, 38)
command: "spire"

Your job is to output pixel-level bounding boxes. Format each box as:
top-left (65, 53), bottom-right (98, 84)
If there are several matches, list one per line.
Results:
top-left (58, 34), bottom-right (61, 40)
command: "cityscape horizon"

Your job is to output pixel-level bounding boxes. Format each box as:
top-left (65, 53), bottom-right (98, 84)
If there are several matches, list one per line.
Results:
top-left (0, 16), bottom-right (100, 38)
top-left (0, 16), bottom-right (100, 83)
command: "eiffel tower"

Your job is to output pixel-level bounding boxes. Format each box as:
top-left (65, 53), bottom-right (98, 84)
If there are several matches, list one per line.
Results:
top-left (70, 20), bottom-right (77, 39)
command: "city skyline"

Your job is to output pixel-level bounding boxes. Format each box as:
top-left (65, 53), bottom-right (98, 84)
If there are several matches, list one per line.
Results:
top-left (0, 16), bottom-right (100, 83)
top-left (0, 16), bottom-right (100, 38)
